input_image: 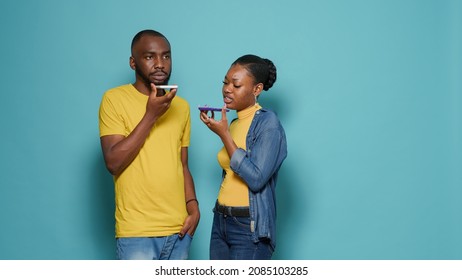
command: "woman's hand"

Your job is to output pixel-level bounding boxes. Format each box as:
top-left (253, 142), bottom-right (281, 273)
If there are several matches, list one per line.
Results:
top-left (199, 105), bottom-right (229, 138)
top-left (200, 105), bottom-right (237, 158)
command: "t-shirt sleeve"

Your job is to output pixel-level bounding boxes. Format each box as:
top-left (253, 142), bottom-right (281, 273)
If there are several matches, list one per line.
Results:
top-left (181, 105), bottom-right (191, 147)
top-left (99, 93), bottom-right (126, 137)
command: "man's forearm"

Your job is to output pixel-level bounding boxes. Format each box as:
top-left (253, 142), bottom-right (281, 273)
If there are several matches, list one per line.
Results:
top-left (103, 114), bottom-right (158, 175)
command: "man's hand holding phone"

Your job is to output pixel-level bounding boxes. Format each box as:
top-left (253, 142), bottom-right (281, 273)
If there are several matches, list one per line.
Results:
top-left (145, 83), bottom-right (177, 121)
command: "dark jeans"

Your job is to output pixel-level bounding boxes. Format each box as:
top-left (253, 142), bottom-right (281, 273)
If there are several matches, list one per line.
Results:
top-left (209, 211), bottom-right (273, 260)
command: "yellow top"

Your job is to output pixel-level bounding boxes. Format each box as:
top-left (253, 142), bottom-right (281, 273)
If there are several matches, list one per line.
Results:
top-left (217, 103), bottom-right (262, 206)
top-left (99, 84), bottom-right (190, 237)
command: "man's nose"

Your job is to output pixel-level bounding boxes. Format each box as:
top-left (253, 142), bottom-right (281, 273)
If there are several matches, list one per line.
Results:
top-left (154, 57), bottom-right (164, 68)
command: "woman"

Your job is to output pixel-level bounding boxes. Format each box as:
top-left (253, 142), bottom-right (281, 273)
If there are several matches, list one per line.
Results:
top-left (200, 54), bottom-right (287, 259)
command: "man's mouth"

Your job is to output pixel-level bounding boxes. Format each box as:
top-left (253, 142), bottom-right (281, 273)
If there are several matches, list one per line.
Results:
top-left (151, 72), bottom-right (168, 81)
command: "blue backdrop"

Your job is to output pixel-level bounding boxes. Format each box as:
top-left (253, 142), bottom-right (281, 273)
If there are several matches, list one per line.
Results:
top-left (0, 0), bottom-right (461, 260)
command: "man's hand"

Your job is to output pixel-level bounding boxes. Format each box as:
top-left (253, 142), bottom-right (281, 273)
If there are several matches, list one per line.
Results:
top-left (145, 83), bottom-right (177, 121)
top-left (179, 201), bottom-right (200, 238)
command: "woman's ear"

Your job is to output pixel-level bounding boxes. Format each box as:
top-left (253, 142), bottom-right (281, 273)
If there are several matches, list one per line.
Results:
top-left (254, 83), bottom-right (264, 98)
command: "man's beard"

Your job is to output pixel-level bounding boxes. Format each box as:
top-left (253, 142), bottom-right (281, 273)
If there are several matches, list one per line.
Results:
top-left (135, 66), bottom-right (170, 88)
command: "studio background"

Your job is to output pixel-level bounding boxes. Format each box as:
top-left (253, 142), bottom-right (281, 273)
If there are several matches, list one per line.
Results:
top-left (1, 0), bottom-right (461, 260)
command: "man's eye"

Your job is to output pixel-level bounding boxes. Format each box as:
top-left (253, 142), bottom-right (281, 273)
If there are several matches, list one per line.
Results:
top-left (146, 56), bottom-right (152, 60)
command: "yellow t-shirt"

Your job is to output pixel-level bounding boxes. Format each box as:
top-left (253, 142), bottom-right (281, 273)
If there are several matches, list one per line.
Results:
top-left (217, 104), bottom-right (262, 206)
top-left (99, 84), bottom-right (190, 237)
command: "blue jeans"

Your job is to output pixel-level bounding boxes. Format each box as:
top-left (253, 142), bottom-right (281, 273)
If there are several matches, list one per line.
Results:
top-left (116, 234), bottom-right (192, 260)
top-left (210, 211), bottom-right (273, 260)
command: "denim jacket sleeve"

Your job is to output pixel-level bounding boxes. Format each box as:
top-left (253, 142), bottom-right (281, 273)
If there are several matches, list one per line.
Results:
top-left (230, 110), bottom-right (287, 193)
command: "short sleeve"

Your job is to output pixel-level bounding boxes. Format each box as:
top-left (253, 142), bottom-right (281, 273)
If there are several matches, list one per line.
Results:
top-left (181, 105), bottom-right (191, 147)
top-left (98, 93), bottom-right (126, 137)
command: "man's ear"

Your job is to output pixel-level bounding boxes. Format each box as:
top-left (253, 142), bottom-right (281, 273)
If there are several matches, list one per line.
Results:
top-left (129, 56), bottom-right (136, 70)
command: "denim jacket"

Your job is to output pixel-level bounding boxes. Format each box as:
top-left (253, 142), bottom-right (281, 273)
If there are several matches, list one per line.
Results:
top-left (229, 108), bottom-right (287, 249)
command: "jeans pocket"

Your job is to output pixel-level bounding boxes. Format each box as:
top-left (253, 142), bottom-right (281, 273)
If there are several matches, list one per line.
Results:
top-left (231, 216), bottom-right (251, 229)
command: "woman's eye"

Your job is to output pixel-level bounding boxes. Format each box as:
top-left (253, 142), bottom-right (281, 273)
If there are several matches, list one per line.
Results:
top-left (234, 84), bottom-right (241, 88)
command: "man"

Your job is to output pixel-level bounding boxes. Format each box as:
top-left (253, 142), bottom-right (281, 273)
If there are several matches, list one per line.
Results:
top-left (98, 29), bottom-right (200, 260)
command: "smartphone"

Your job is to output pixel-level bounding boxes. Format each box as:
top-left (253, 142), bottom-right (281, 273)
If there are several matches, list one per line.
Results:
top-left (198, 106), bottom-right (229, 112)
top-left (155, 85), bottom-right (178, 90)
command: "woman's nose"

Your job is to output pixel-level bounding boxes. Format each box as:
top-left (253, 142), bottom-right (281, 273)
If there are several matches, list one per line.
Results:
top-left (223, 84), bottom-right (232, 93)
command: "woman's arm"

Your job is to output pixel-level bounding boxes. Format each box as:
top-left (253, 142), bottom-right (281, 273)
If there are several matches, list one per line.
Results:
top-left (231, 127), bottom-right (287, 193)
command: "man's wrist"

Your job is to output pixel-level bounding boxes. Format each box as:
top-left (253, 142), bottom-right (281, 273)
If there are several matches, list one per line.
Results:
top-left (186, 198), bottom-right (198, 206)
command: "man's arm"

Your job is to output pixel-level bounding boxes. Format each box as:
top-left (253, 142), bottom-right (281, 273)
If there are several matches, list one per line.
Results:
top-left (100, 115), bottom-right (155, 176)
top-left (100, 84), bottom-right (176, 176)
top-left (179, 147), bottom-right (200, 237)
